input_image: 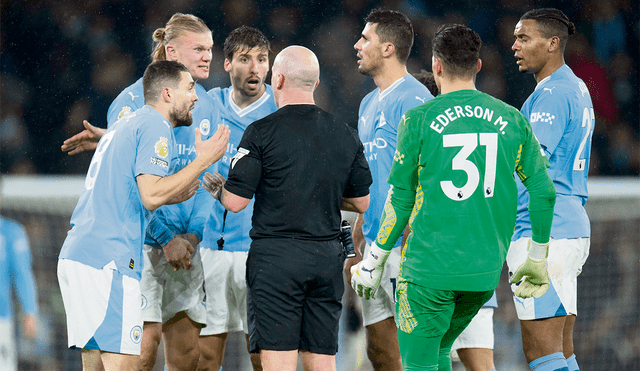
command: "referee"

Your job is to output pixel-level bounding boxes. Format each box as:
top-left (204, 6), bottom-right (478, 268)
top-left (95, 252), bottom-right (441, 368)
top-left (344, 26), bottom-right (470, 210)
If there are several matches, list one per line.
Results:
top-left (208, 45), bottom-right (372, 371)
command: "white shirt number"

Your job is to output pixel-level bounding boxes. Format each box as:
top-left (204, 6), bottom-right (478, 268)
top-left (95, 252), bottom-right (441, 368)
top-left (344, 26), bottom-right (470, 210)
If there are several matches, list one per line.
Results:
top-left (573, 107), bottom-right (594, 171)
top-left (440, 133), bottom-right (498, 201)
top-left (85, 130), bottom-right (116, 190)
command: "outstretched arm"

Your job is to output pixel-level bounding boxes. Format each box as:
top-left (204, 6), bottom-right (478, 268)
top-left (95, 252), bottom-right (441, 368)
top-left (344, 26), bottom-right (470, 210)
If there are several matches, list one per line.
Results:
top-left (203, 171), bottom-right (251, 213)
top-left (137, 126), bottom-right (229, 211)
top-left (61, 120), bottom-right (106, 155)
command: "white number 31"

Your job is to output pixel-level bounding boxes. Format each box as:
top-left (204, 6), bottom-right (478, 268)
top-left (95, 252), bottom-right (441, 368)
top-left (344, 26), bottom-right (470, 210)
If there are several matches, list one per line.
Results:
top-left (440, 133), bottom-right (498, 201)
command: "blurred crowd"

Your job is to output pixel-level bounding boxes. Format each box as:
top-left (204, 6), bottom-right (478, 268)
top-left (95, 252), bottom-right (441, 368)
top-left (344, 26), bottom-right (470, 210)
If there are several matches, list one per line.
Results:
top-left (2, 0), bottom-right (639, 176)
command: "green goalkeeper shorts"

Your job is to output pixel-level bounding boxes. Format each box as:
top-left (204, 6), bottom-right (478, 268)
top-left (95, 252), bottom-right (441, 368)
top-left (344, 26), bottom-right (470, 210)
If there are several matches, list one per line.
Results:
top-left (395, 276), bottom-right (493, 342)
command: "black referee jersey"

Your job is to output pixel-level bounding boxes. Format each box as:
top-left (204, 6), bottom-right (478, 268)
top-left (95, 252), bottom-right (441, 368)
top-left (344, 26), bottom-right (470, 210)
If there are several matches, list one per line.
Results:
top-left (225, 104), bottom-right (372, 241)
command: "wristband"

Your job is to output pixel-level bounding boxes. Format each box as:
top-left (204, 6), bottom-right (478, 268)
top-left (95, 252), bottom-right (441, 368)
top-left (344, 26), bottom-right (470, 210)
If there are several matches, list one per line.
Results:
top-left (528, 240), bottom-right (549, 261)
top-left (367, 242), bottom-right (392, 268)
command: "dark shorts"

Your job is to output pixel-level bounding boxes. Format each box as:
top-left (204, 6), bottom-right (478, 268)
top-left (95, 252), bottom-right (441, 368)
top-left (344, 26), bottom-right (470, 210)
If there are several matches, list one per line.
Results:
top-left (246, 237), bottom-right (345, 354)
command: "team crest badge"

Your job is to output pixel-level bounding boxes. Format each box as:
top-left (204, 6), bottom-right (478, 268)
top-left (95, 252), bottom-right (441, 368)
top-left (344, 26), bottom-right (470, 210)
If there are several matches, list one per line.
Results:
top-left (118, 106), bottom-right (133, 120)
top-left (200, 119), bottom-right (211, 136)
top-left (130, 325), bottom-right (142, 344)
top-left (376, 112), bottom-right (387, 128)
top-left (155, 137), bottom-right (169, 158)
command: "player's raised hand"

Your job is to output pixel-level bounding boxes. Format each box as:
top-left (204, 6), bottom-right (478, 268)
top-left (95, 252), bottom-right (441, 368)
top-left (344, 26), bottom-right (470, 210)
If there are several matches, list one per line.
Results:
top-left (61, 120), bottom-right (106, 155)
top-left (510, 240), bottom-right (550, 298)
top-left (203, 172), bottom-right (226, 201)
top-left (195, 125), bottom-right (230, 165)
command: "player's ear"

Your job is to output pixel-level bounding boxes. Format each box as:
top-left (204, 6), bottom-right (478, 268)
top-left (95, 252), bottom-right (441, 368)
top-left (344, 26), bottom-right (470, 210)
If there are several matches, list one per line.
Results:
top-left (162, 87), bottom-right (172, 103)
top-left (432, 57), bottom-right (443, 76)
top-left (166, 44), bottom-right (178, 61)
top-left (274, 73), bottom-right (285, 90)
top-left (548, 36), bottom-right (560, 52)
top-left (477, 59), bottom-right (482, 73)
top-left (382, 42), bottom-right (395, 58)
top-left (224, 58), bottom-right (232, 73)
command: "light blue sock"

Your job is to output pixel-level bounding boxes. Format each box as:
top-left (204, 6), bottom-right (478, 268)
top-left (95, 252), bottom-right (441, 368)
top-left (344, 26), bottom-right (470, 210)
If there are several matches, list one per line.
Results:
top-left (164, 366), bottom-right (168, 371)
top-left (566, 354), bottom-right (579, 371)
top-left (529, 352), bottom-right (569, 371)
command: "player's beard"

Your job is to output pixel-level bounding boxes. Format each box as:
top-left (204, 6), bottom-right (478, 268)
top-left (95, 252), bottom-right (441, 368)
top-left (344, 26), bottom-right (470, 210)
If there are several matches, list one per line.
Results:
top-left (237, 74), bottom-right (264, 97)
top-left (357, 57), bottom-right (381, 77)
top-left (170, 104), bottom-right (193, 128)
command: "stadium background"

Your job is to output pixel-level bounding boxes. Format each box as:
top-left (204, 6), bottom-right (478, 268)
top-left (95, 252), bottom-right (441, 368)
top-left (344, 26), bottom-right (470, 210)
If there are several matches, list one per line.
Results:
top-left (1, 0), bottom-right (639, 369)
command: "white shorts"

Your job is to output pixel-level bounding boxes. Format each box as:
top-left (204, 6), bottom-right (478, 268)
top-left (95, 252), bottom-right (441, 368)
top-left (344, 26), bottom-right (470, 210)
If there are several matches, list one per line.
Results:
top-left (507, 237), bottom-right (590, 320)
top-left (57, 259), bottom-right (143, 355)
top-left (140, 245), bottom-right (206, 325)
top-left (360, 244), bottom-right (401, 327)
top-left (199, 248), bottom-right (249, 335)
top-left (0, 319), bottom-right (17, 371)
top-left (450, 307), bottom-right (494, 361)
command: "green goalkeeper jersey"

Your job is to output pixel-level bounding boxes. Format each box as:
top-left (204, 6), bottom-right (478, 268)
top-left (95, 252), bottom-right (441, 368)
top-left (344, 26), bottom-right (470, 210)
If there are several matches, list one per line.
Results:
top-left (378, 89), bottom-right (551, 292)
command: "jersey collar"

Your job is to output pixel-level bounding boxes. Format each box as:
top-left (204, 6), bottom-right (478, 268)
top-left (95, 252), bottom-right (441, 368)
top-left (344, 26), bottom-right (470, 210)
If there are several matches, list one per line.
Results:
top-left (378, 76), bottom-right (406, 101)
top-left (534, 64), bottom-right (568, 91)
top-left (228, 86), bottom-right (272, 118)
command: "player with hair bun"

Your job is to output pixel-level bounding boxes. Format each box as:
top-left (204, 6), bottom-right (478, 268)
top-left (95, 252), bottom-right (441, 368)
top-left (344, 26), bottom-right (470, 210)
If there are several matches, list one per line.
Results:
top-left (60, 13), bottom-right (222, 371)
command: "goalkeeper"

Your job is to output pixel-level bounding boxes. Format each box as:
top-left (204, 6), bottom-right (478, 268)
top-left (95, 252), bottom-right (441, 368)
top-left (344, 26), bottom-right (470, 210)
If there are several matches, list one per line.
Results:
top-left (351, 24), bottom-right (556, 371)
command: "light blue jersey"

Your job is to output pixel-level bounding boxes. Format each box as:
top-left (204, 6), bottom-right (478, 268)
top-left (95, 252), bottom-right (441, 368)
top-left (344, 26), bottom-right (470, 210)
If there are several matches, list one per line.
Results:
top-left (59, 106), bottom-right (174, 280)
top-left (0, 217), bottom-right (38, 321)
top-left (108, 78), bottom-right (218, 245)
top-left (200, 85), bottom-right (278, 252)
top-left (513, 64), bottom-right (594, 240)
top-left (358, 75), bottom-right (433, 246)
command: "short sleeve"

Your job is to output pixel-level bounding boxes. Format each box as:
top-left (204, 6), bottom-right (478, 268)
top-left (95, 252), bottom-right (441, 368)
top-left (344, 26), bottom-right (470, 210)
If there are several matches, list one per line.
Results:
top-left (343, 133), bottom-right (372, 198)
top-left (225, 124), bottom-right (263, 199)
top-left (134, 119), bottom-right (173, 178)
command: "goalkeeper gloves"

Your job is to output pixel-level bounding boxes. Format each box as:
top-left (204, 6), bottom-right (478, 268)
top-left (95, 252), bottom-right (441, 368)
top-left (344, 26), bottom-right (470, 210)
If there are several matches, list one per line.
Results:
top-left (350, 242), bottom-right (391, 300)
top-left (510, 240), bottom-right (550, 298)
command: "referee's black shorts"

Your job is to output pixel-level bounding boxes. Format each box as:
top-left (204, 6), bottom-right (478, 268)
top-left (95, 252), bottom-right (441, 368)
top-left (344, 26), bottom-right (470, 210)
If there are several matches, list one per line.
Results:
top-left (246, 237), bottom-right (345, 354)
